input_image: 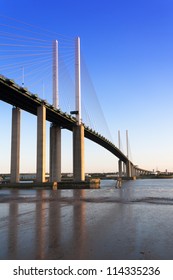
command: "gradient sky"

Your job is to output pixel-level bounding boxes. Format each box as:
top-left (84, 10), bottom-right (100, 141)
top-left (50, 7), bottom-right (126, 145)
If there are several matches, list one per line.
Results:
top-left (0, 0), bottom-right (173, 173)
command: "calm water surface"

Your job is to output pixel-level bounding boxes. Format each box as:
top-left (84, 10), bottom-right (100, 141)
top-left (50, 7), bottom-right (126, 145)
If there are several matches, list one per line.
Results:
top-left (0, 179), bottom-right (173, 260)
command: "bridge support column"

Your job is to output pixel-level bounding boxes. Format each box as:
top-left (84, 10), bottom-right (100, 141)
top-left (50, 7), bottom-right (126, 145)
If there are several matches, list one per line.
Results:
top-left (118, 160), bottom-right (122, 177)
top-left (73, 124), bottom-right (85, 181)
top-left (10, 107), bottom-right (20, 183)
top-left (36, 105), bottom-right (46, 183)
top-left (123, 162), bottom-right (126, 176)
top-left (133, 167), bottom-right (136, 176)
top-left (126, 160), bottom-right (132, 177)
top-left (50, 124), bottom-right (61, 182)
top-left (131, 165), bottom-right (134, 177)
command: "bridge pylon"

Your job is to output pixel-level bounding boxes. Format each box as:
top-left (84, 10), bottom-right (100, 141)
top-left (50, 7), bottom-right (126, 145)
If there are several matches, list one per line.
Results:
top-left (49, 40), bottom-right (61, 182)
top-left (73, 37), bottom-right (85, 181)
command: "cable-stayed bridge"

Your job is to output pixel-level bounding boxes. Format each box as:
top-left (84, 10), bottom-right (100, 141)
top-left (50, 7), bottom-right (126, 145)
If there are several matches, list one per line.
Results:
top-left (0, 74), bottom-right (151, 183)
top-left (0, 18), bottom-right (152, 185)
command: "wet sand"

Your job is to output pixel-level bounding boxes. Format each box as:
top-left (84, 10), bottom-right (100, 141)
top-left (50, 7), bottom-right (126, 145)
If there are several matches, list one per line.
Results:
top-left (0, 181), bottom-right (173, 260)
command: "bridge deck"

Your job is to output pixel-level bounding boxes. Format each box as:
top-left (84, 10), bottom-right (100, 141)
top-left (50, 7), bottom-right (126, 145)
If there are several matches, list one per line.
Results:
top-left (0, 75), bottom-right (130, 163)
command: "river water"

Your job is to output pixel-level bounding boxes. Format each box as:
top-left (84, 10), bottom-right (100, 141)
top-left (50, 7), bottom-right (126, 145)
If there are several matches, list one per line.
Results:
top-left (0, 179), bottom-right (173, 260)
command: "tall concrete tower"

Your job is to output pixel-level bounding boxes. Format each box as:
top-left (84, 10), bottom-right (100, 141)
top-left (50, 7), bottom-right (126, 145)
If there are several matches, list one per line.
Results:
top-left (73, 36), bottom-right (85, 181)
top-left (50, 40), bottom-right (61, 182)
top-left (126, 129), bottom-right (129, 158)
top-left (75, 36), bottom-right (81, 125)
top-left (52, 40), bottom-right (58, 108)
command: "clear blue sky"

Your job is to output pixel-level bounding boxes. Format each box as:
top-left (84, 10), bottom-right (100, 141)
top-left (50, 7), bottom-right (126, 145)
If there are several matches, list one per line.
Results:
top-left (0, 0), bottom-right (173, 173)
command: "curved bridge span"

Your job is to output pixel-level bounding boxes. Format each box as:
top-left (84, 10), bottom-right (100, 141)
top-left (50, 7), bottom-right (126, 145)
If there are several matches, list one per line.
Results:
top-left (0, 75), bottom-right (151, 182)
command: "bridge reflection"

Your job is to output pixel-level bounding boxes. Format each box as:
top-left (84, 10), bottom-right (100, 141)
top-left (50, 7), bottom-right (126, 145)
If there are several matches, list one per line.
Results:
top-left (1, 188), bottom-right (123, 259)
top-left (0, 189), bottom-right (87, 259)
top-left (1, 184), bottom-right (173, 260)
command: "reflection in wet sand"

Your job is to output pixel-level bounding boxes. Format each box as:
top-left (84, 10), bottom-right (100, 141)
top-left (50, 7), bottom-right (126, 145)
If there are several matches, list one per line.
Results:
top-left (35, 190), bottom-right (49, 259)
top-left (73, 190), bottom-right (86, 259)
top-left (1, 179), bottom-right (173, 259)
top-left (8, 190), bottom-right (18, 260)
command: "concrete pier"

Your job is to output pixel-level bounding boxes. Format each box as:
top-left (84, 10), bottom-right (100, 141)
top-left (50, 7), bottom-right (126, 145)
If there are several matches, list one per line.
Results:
top-left (118, 159), bottom-right (122, 177)
top-left (73, 124), bottom-right (85, 181)
top-left (49, 124), bottom-right (61, 182)
top-left (36, 105), bottom-right (46, 182)
top-left (126, 160), bottom-right (132, 177)
top-left (10, 107), bottom-right (20, 183)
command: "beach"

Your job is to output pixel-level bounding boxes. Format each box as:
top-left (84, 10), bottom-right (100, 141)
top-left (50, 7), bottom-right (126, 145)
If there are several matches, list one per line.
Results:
top-left (0, 179), bottom-right (173, 260)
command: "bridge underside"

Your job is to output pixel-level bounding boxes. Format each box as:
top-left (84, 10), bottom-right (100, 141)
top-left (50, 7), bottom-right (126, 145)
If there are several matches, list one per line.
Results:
top-left (0, 76), bottom-right (129, 162)
top-left (0, 76), bottom-right (151, 183)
